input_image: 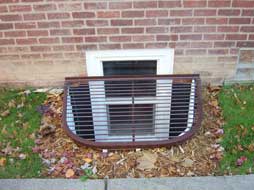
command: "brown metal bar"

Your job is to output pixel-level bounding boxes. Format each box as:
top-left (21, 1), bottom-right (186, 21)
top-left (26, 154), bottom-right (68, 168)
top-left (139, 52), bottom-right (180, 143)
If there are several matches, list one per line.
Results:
top-left (62, 74), bottom-right (202, 149)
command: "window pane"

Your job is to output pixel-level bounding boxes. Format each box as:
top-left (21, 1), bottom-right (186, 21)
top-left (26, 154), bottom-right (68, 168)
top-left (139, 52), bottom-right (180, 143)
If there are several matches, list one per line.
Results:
top-left (107, 104), bottom-right (155, 136)
top-left (103, 60), bottom-right (157, 97)
top-left (103, 60), bottom-right (157, 76)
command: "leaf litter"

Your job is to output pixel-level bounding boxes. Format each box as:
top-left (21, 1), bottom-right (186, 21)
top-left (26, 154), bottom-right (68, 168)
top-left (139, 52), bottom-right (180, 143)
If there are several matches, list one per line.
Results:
top-left (33, 86), bottom-right (224, 178)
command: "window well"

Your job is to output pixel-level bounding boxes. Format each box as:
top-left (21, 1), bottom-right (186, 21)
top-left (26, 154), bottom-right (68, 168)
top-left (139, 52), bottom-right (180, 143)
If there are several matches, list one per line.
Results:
top-left (62, 49), bottom-right (202, 149)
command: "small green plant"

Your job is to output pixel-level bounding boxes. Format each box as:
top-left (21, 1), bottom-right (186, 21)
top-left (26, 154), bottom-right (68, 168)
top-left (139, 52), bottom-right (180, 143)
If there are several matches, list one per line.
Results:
top-left (80, 168), bottom-right (97, 182)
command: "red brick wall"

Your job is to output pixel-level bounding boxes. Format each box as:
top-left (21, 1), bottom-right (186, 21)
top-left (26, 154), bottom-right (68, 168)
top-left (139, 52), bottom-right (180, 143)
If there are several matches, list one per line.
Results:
top-left (0, 0), bottom-right (254, 86)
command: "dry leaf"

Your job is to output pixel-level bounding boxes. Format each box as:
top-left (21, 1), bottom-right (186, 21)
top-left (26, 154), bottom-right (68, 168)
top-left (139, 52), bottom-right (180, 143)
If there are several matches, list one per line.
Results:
top-left (181, 158), bottom-right (194, 168)
top-left (137, 151), bottom-right (157, 170)
top-left (65, 169), bottom-right (75, 178)
top-left (0, 158), bottom-right (6, 167)
top-left (1, 110), bottom-right (10, 117)
top-left (83, 158), bottom-right (92, 164)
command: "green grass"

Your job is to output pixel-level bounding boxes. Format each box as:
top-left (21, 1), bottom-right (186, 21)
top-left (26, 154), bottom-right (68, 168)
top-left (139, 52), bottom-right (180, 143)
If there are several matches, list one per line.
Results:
top-left (0, 88), bottom-right (46, 178)
top-left (219, 85), bottom-right (254, 174)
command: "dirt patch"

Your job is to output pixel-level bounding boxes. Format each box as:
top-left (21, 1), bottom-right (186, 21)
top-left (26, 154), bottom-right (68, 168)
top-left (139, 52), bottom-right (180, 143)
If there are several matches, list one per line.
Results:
top-left (34, 86), bottom-right (224, 178)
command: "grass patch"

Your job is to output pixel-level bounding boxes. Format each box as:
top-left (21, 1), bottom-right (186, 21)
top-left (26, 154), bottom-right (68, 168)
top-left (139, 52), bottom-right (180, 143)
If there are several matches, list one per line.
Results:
top-left (0, 88), bottom-right (46, 178)
top-left (219, 85), bottom-right (254, 174)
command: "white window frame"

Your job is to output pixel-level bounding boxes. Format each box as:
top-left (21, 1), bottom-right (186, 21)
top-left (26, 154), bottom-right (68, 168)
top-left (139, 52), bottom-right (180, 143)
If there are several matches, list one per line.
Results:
top-left (86, 49), bottom-right (175, 142)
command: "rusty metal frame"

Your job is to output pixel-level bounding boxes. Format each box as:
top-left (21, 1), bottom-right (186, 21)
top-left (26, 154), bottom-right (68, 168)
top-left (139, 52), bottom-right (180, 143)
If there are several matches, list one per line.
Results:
top-left (62, 74), bottom-right (202, 149)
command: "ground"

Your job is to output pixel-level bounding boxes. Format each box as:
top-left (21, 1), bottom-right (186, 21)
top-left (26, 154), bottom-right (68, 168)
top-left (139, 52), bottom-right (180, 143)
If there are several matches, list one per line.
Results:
top-left (0, 85), bottom-right (253, 178)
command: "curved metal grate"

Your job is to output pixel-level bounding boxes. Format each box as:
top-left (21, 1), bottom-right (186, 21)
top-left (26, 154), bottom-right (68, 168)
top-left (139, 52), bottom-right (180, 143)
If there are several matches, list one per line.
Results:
top-left (62, 74), bottom-right (202, 149)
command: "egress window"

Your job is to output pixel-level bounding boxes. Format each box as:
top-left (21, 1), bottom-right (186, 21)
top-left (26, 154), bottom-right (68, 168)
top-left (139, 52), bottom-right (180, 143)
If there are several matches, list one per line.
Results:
top-left (63, 49), bottom-right (202, 148)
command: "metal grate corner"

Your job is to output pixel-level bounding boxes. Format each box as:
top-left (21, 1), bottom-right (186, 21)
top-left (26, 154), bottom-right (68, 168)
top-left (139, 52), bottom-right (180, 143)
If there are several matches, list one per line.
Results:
top-left (62, 74), bottom-right (202, 149)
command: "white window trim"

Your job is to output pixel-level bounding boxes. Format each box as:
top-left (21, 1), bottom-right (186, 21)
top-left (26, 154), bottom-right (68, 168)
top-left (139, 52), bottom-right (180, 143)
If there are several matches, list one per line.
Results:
top-left (86, 49), bottom-right (174, 142)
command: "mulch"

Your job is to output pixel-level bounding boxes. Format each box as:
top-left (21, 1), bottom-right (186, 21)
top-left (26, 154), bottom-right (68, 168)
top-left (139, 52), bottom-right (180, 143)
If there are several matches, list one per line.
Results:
top-left (33, 86), bottom-right (224, 178)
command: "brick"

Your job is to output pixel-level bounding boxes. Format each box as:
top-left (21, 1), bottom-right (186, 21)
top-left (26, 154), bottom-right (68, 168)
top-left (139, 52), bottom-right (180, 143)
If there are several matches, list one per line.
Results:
top-left (73, 28), bottom-right (95, 35)
top-left (24, 13), bottom-right (45, 20)
top-left (76, 44), bottom-right (97, 50)
top-left (190, 42), bottom-right (213, 48)
top-left (53, 45), bottom-right (75, 51)
top-left (62, 37), bottom-right (83, 43)
top-left (204, 34), bottom-right (224, 40)
top-left (208, 49), bottom-right (228, 55)
top-left (21, 0), bottom-right (43, 2)
top-left (158, 18), bottom-right (181, 25)
top-left (0, 0), bottom-right (19, 3)
top-left (87, 20), bottom-right (108, 26)
top-left (58, 3), bottom-right (82, 11)
top-left (9, 5), bottom-right (31, 12)
top-left (249, 35), bottom-right (254, 40)
top-left (145, 42), bottom-right (168, 48)
top-left (50, 29), bottom-right (71, 36)
top-left (38, 21), bottom-right (60, 28)
top-left (97, 28), bottom-right (119, 35)
top-left (122, 10), bottom-right (144, 18)
top-left (109, 36), bottom-right (131, 42)
top-left (111, 20), bottom-right (132, 26)
top-left (97, 11), bottom-right (120, 18)
top-left (43, 53), bottom-right (63, 59)
top-left (62, 20), bottom-right (84, 27)
top-left (229, 18), bottom-right (251, 24)
top-left (72, 12), bottom-right (95, 18)
top-left (237, 41), bottom-right (254, 47)
top-left (186, 49), bottom-right (206, 55)
top-left (194, 9), bottom-right (216, 16)
top-left (84, 2), bottom-right (107, 9)
top-left (0, 39), bottom-right (14, 45)
top-left (31, 46), bottom-right (51, 52)
top-left (16, 38), bottom-right (37, 45)
top-left (5, 31), bottom-right (26, 37)
top-left (158, 1), bottom-right (181, 8)
top-left (0, 14), bottom-right (22, 21)
top-left (85, 36), bottom-right (107, 43)
top-left (206, 18), bottom-right (227, 24)
top-left (27, 30), bottom-right (48, 36)
top-left (123, 43), bottom-right (144, 49)
top-left (232, 0), bottom-right (254, 7)
top-left (156, 35), bottom-right (178, 41)
top-left (133, 35), bottom-right (155, 42)
top-left (146, 27), bottom-right (168, 33)
top-left (226, 34), bottom-right (247, 40)
top-left (183, 0), bottom-right (207, 7)
top-left (21, 54), bottom-right (41, 59)
top-left (217, 26), bottom-right (239, 32)
top-left (146, 10), bottom-right (168, 17)
top-left (218, 56), bottom-right (237, 62)
top-left (0, 54), bottom-right (19, 60)
top-left (39, 37), bottom-right (60, 44)
top-left (0, 6), bottom-right (7, 12)
top-left (99, 44), bottom-right (121, 50)
top-left (134, 1), bottom-right (157, 8)
top-left (180, 34), bottom-right (202, 40)
top-left (218, 9), bottom-right (240, 16)
top-left (241, 26), bottom-right (254, 32)
top-left (170, 10), bottom-right (192, 16)
top-left (208, 0), bottom-right (231, 7)
top-left (34, 4), bottom-right (56, 11)
top-left (182, 18), bottom-right (204, 25)
top-left (122, 27), bottom-right (144, 34)
top-left (48, 13), bottom-right (70, 20)
top-left (214, 42), bottom-right (235, 48)
top-left (171, 26), bottom-right (192, 33)
top-left (175, 42), bottom-right (191, 48)
top-left (0, 23), bottom-right (13, 30)
top-left (134, 19), bottom-right (156, 26)
top-left (194, 26), bottom-right (216, 33)
top-left (109, 2), bottom-right (132, 9)
top-left (242, 10), bottom-right (254, 16)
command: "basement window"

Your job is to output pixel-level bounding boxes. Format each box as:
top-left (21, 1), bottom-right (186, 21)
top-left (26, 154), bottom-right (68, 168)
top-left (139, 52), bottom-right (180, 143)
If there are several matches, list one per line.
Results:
top-left (63, 49), bottom-right (202, 148)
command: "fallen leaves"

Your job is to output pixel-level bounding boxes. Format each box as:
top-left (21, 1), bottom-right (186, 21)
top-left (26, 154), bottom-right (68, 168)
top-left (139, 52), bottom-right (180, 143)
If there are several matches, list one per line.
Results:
top-left (32, 86), bottom-right (225, 178)
top-left (1, 110), bottom-right (10, 117)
